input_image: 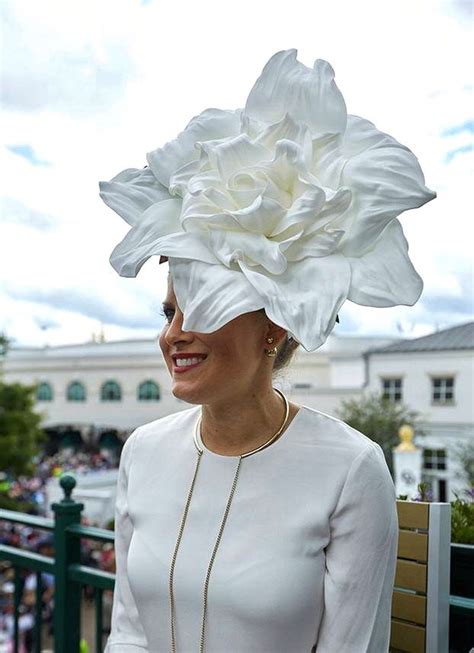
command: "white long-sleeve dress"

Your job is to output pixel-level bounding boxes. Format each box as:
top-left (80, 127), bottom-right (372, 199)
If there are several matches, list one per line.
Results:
top-left (104, 404), bottom-right (398, 653)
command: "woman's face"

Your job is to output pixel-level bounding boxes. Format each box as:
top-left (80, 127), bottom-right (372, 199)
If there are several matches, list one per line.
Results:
top-left (158, 276), bottom-right (278, 405)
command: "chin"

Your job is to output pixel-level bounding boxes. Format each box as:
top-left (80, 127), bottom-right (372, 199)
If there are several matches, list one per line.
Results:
top-left (171, 383), bottom-right (205, 406)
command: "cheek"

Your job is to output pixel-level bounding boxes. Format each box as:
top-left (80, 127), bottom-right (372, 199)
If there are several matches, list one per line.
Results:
top-left (158, 328), bottom-right (169, 356)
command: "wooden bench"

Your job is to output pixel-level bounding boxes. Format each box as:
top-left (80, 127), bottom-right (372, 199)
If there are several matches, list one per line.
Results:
top-left (390, 500), bottom-right (451, 653)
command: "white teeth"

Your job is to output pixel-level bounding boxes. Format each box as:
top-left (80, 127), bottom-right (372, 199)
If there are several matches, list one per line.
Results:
top-left (176, 357), bottom-right (205, 367)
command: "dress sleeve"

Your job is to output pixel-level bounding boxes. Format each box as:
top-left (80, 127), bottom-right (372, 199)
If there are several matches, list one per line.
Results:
top-left (104, 429), bottom-right (149, 652)
top-left (314, 443), bottom-right (399, 653)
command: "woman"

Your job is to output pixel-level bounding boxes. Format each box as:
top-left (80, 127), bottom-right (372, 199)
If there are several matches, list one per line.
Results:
top-left (100, 49), bottom-right (436, 652)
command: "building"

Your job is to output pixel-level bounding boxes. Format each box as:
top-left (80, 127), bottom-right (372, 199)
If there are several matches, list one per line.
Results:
top-left (2, 322), bottom-right (473, 500)
top-left (1, 333), bottom-right (394, 433)
top-left (366, 321), bottom-right (474, 501)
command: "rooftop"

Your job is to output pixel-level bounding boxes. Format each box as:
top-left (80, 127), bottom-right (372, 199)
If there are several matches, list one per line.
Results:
top-left (368, 321), bottom-right (474, 354)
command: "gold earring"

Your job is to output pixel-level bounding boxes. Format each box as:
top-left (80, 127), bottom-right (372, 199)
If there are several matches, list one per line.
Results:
top-left (264, 336), bottom-right (277, 357)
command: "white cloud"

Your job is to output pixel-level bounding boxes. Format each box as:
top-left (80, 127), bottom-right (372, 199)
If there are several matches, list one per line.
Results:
top-left (1, 0), bottom-right (472, 347)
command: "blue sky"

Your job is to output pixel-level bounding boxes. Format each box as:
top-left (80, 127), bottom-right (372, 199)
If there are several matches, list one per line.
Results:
top-left (1, 0), bottom-right (472, 347)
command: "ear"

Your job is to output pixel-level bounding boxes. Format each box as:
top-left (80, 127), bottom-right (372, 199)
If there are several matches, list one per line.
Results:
top-left (265, 321), bottom-right (287, 346)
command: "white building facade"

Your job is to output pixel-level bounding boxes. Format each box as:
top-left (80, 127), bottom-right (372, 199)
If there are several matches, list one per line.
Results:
top-left (366, 321), bottom-right (474, 502)
top-left (2, 322), bottom-right (472, 501)
top-left (1, 334), bottom-right (393, 432)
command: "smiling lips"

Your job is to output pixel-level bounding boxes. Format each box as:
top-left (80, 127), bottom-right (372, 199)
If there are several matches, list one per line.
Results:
top-left (172, 354), bottom-right (207, 373)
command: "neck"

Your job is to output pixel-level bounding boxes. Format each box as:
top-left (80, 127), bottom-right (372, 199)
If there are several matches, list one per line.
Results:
top-left (200, 386), bottom-right (294, 456)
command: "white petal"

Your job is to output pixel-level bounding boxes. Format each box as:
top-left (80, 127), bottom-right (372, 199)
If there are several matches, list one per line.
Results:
top-left (244, 49), bottom-right (347, 137)
top-left (212, 133), bottom-right (271, 182)
top-left (257, 139), bottom-right (318, 202)
top-left (254, 112), bottom-right (313, 167)
top-left (98, 167), bottom-right (170, 226)
top-left (339, 115), bottom-right (437, 256)
top-left (269, 186), bottom-right (345, 239)
top-left (208, 229), bottom-right (287, 275)
top-left (109, 199), bottom-right (217, 276)
top-left (238, 255), bottom-right (351, 351)
top-left (229, 195), bottom-right (285, 235)
top-left (168, 159), bottom-right (200, 197)
top-left (169, 258), bottom-right (265, 333)
top-left (347, 218), bottom-right (423, 306)
top-left (146, 108), bottom-right (241, 188)
top-left (285, 228), bottom-right (345, 261)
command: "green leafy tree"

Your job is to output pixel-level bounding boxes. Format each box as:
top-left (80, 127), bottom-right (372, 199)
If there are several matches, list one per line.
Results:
top-left (0, 381), bottom-right (47, 480)
top-left (451, 440), bottom-right (474, 486)
top-left (336, 392), bottom-right (423, 474)
top-left (451, 488), bottom-right (474, 544)
top-left (0, 332), bottom-right (10, 358)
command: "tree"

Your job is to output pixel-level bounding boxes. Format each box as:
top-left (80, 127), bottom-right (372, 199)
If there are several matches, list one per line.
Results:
top-left (336, 392), bottom-right (423, 474)
top-left (451, 439), bottom-right (474, 486)
top-left (0, 381), bottom-right (47, 479)
top-left (0, 332), bottom-right (11, 357)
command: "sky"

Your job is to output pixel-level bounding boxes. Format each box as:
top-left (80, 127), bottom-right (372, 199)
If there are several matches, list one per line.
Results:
top-left (1, 0), bottom-right (473, 348)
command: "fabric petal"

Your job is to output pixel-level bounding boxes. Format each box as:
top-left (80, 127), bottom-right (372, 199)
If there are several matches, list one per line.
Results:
top-left (244, 49), bottom-right (347, 137)
top-left (339, 115), bottom-right (437, 256)
top-left (254, 112), bottom-right (313, 168)
top-left (98, 167), bottom-right (171, 226)
top-left (169, 258), bottom-right (265, 333)
top-left (109, 199), bottom-right (218, 276)
top-left (347, 218), bottom-right (423, 306)
top-left (211, 133), bottom-right (271, 182)
top-left (146, 108), bottom-right (241, 188)
top-left (208, 229), bottom-right (287, 274)
top-left (229, 195), bottom-right (285, 235)
top-left (238, 255), bottom-right (351, 351)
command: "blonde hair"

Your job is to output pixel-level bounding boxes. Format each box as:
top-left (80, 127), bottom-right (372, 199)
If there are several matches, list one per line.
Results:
top-left (272, 334), bottom-right (300, 377)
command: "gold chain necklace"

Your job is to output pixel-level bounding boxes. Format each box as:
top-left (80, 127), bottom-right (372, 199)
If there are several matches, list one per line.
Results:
top-left (169, 388), bottom-right (290, 653)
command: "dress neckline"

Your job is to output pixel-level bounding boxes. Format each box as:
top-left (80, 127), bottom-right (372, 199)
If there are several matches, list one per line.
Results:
top-left (193, 404), bottom-right (306, 460)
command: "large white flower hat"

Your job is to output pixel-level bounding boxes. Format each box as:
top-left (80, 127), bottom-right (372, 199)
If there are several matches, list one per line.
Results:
top-left (99, 49), bottom-right (436, 351)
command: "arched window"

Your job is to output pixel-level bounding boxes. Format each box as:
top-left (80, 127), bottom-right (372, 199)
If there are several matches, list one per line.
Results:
top-left (67, 381), bottom-right (86, 402)
top-left (36, 382), bottom-right (53, 402)
top-left (101, 380), bottom-right (122, 402)
top-left (138, 380), bottom-right (161, 402)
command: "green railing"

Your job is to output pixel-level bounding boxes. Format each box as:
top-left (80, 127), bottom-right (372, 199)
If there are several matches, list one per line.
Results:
top-left (0, 474), bottom-right (115, 653)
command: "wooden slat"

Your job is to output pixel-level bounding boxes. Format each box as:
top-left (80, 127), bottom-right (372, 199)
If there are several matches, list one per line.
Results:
top-left (392, 590), bottom-right (426, 625)
top-left (396, 501), bottom-right (429, 530)
top-left (397, 530), bottom-right (428, 563)
top-left (395, 559), bottom-right (427, 593)
top-left (390, 618), bottom-right (426, 653)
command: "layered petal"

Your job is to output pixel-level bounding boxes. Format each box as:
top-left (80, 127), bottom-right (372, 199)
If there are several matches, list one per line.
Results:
top-left (110, 199), bottom-right (217, 276)
top-left (347, 218), bottom-right (423, 306)
top-left (339, 115), bottom-right (437, 256)
top-left (99, 167), bottom-right (171, 226)
top-left (146, 108), bottom-right (241, 188)
top-left (238, 255), bottom-right (351, 351)
top-left (169, 258), bottom-right (265, 333)
top-left (244, 49), bottom-right (347, 137)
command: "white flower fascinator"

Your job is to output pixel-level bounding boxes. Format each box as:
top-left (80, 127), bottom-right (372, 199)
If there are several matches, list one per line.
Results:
top-left (99, 49), bottom-right (436, 351)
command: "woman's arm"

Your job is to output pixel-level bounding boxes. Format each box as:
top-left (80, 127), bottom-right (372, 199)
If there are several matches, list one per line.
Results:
top-left (314, 443), bottom-right (399, 653)
top-left (104, 429), bottom-right (149, 652)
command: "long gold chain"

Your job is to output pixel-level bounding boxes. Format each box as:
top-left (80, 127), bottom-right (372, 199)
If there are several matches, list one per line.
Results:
top-left (169, 388), bottom-right (290, 653)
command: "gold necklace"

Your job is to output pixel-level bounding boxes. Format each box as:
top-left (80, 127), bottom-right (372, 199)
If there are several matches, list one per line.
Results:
top-left (169, 388), bottom-right (290, 653)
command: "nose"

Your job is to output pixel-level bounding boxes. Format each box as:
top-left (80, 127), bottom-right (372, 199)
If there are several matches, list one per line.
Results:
top-left (164, 308), bottom-right (193, 347)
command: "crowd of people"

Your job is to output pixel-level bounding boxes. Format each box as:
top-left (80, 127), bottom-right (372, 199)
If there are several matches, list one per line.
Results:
top-left (0, 448), bottom-right (119, 652)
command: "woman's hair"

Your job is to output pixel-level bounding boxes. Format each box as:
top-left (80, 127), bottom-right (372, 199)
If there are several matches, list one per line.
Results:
top-left (272, 334), bottom-right (300, 377)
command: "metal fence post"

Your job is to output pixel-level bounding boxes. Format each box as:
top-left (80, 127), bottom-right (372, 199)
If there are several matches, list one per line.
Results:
top-left (51, 474), bottom-right (84, 653)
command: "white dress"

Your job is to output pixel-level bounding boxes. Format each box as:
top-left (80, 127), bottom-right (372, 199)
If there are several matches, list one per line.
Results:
top-left (104, 404), bottom-right (399, 653)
